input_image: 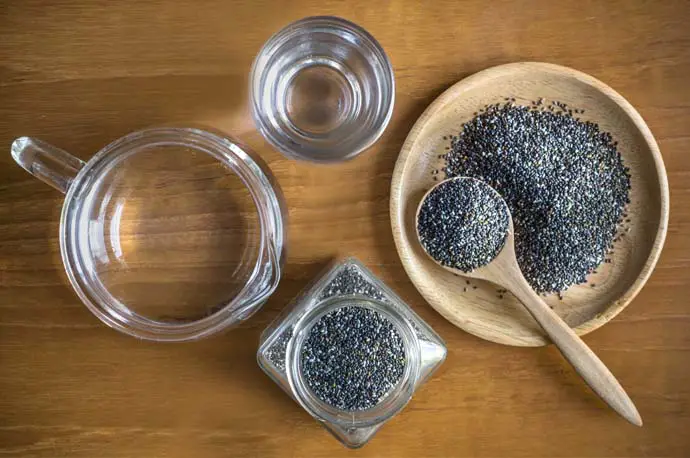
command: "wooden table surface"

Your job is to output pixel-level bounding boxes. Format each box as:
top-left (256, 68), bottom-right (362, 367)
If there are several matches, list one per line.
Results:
top-left (1, 0), bottom-right (689, 456)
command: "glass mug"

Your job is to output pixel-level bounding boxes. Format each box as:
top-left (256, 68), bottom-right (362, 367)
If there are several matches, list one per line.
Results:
top-left (11, 127), bottom-right (285, 341)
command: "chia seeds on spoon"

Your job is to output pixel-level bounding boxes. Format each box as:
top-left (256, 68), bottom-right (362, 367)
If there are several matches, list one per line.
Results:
top-left (443, 101), bottom-right (631, 293)
top-left (417, 178), bottom-right (510, 272)
top-left (301, 305), bottom-right (406, 411)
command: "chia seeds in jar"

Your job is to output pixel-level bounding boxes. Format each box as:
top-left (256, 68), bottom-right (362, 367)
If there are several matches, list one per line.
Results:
top-left (257, 258), bottom-right (446, 448)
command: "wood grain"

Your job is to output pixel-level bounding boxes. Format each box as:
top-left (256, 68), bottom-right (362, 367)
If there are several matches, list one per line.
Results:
top-left (1, 0), bottom-right (689, 457)
top-left (393, 62), bottom-right (669, 347)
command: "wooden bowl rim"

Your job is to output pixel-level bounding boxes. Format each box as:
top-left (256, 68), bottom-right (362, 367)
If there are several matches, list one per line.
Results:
top-left (390, 61), bottom-right (670, 346)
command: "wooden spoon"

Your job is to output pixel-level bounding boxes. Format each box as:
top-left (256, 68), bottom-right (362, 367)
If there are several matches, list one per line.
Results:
top-left (416, 177), bottom-right (642, 426)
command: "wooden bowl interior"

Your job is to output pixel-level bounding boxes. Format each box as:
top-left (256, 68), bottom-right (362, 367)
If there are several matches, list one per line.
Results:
top-left (391, 63), bottom-right (668, 346)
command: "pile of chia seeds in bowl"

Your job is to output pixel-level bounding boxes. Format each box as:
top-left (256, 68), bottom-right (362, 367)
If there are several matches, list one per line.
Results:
top-left (300, 305), bottom-right (407, 411)
top-left (439, 99), bottom-right (631, 293)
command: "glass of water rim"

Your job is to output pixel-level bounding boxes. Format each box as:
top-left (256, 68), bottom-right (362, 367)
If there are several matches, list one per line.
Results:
top-left (250, 16), bottom-right (395, 162)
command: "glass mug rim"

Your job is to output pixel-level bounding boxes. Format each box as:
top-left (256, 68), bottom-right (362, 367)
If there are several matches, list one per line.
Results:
top-left (12, 127), bottom-right (284, 341)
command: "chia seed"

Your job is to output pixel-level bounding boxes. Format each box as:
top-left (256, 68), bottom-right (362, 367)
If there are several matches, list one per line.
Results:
top-left (301, 306), bottom-right (407, 411)
top-left (264, 327), bottom-right (292, 371)
top-left (265, 266), bottom-right (389, 371)
top-left (443, 101), bottom-right (631, 292)
top-left (318, 265), bottom-right (387, 303)
top-left (417, 178), bottom-right (510, 272)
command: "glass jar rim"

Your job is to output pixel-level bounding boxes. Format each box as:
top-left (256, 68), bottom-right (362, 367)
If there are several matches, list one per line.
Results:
top-left (285, 296), bottom-right (421, 428)
top-left (59, 127), bottom-right (284, 341)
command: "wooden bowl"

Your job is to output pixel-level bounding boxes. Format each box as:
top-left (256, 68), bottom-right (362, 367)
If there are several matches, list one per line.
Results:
top-left (390, 62), bottom-right (669, 347)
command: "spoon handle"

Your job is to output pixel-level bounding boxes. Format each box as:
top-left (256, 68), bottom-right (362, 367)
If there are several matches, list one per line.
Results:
top-left (510, 276), bottom-right (642, 426)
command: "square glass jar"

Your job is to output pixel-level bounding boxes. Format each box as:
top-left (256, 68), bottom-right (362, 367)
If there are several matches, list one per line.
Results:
top-left (257, 257), bottom-right (446, 448)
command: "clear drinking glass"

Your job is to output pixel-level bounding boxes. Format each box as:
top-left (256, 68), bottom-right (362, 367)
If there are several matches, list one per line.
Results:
top-left (250, 16), bottom-right (395, 162)
top-left (10, 127), bottom-right (285, 341)
top-left (257, 258), bottom-right (446, 448)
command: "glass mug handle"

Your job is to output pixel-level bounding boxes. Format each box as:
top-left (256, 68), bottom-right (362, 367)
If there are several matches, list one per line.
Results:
top-left (11, 137), bottom-right (85, 194)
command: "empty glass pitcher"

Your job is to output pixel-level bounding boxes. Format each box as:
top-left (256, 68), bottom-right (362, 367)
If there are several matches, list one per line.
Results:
top-left (11, 127), bottom-right (286, 341)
